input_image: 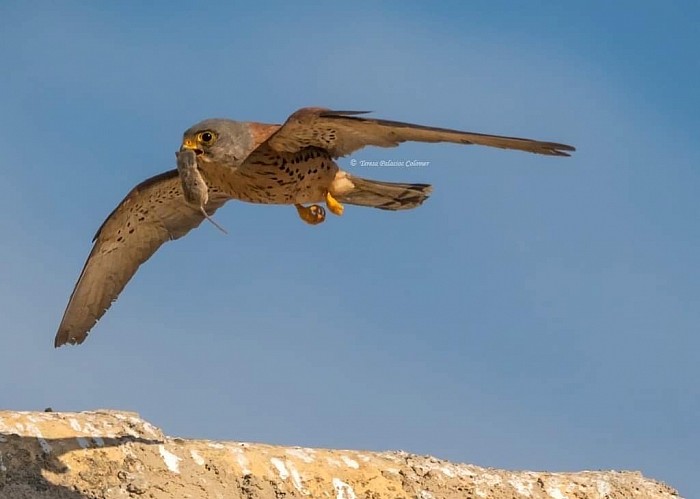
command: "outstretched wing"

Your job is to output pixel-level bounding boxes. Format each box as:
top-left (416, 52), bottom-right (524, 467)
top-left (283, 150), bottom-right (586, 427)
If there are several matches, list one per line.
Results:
top-left (55, 170), bottom-right (230, 347)
top-left (260, 107), bottom-right (575, 158)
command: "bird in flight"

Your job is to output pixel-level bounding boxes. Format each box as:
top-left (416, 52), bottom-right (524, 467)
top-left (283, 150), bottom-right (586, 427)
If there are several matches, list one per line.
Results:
top-left (54, 107), bottom-right (575, 347)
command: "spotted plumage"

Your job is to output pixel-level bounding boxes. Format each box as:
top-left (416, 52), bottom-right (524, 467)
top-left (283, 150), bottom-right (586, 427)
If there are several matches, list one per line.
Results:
top-left (55, 107), bottom-right (575, 347)
top-left (228, 147), bottom-right (336, 205)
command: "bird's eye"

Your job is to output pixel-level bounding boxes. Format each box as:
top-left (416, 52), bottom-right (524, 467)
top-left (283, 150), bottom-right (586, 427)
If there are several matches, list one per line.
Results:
top-left (198, 131), bottom-right (216, 145)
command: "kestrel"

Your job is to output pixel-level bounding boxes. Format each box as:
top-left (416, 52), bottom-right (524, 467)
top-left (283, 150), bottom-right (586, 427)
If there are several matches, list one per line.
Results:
top-left (54, 107), bottom-right (575, 347)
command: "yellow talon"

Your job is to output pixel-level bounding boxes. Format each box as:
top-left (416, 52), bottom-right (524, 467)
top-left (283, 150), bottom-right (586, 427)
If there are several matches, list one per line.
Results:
top-left (325, 191), bottom-right (344, 216)
top-left (295, 204), bottom-right (326, 225)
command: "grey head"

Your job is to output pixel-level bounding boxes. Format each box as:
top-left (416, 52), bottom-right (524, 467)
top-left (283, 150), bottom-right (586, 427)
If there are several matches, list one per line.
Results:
top-left (180, 118), bottom-right (254, 167)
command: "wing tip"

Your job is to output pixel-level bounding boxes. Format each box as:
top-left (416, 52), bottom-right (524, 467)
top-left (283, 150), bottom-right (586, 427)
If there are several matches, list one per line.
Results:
top-left (543, 143), bottom-right (575, 157)
top-left (559, 145), bottom-right (576, 156)
top-left (319, 109), bottom-right (373, 117)
top-left (54, 327), bottom-right (88, 348)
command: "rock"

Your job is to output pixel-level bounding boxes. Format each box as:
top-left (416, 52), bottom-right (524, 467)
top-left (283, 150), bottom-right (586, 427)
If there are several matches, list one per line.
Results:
top-left (0, 410), bottom-right (683, 499)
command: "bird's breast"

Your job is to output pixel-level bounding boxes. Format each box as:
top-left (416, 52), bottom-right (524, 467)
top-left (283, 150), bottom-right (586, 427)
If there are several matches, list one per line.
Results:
top-left (203, 149), bottom-right (339, 205)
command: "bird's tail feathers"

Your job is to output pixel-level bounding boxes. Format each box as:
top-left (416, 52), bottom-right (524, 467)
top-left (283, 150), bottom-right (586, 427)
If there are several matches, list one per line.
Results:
top-left (336, 176), bottom-right (432, 211)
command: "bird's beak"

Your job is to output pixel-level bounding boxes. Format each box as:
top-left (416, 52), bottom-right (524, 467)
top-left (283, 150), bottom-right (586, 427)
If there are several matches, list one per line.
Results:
top-left (180, 138), bottom-right (201, 154)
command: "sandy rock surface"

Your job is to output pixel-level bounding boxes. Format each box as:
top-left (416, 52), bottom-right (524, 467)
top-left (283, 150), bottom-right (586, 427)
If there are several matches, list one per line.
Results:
top-left (0, 410), bottom-right (682, 499)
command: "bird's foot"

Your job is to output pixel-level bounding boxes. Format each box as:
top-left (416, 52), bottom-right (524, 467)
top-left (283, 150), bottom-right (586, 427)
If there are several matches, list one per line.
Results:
top-left (325, 191), bottom-right (344, 216)
top-left (295, 204), bottom-right (326, 225)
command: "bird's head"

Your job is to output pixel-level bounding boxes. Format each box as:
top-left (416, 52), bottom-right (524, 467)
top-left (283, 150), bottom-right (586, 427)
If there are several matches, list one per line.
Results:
top-left (181, 119), bottom-right (253, 167)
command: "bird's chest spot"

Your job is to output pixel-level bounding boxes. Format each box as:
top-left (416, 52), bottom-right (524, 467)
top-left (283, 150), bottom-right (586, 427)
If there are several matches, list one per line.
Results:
top-left (250, 149), bottom-right (338, 204)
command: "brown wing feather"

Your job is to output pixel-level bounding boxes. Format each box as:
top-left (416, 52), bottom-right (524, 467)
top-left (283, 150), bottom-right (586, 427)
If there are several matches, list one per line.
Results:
top-left (264, 107), bottom-right (575, 158)
top-left (55, 170), bottom-right (230, 347)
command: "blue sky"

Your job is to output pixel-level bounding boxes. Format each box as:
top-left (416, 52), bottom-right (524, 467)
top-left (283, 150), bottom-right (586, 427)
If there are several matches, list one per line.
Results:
top-left (0, 1), bottom-right (698, 496)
